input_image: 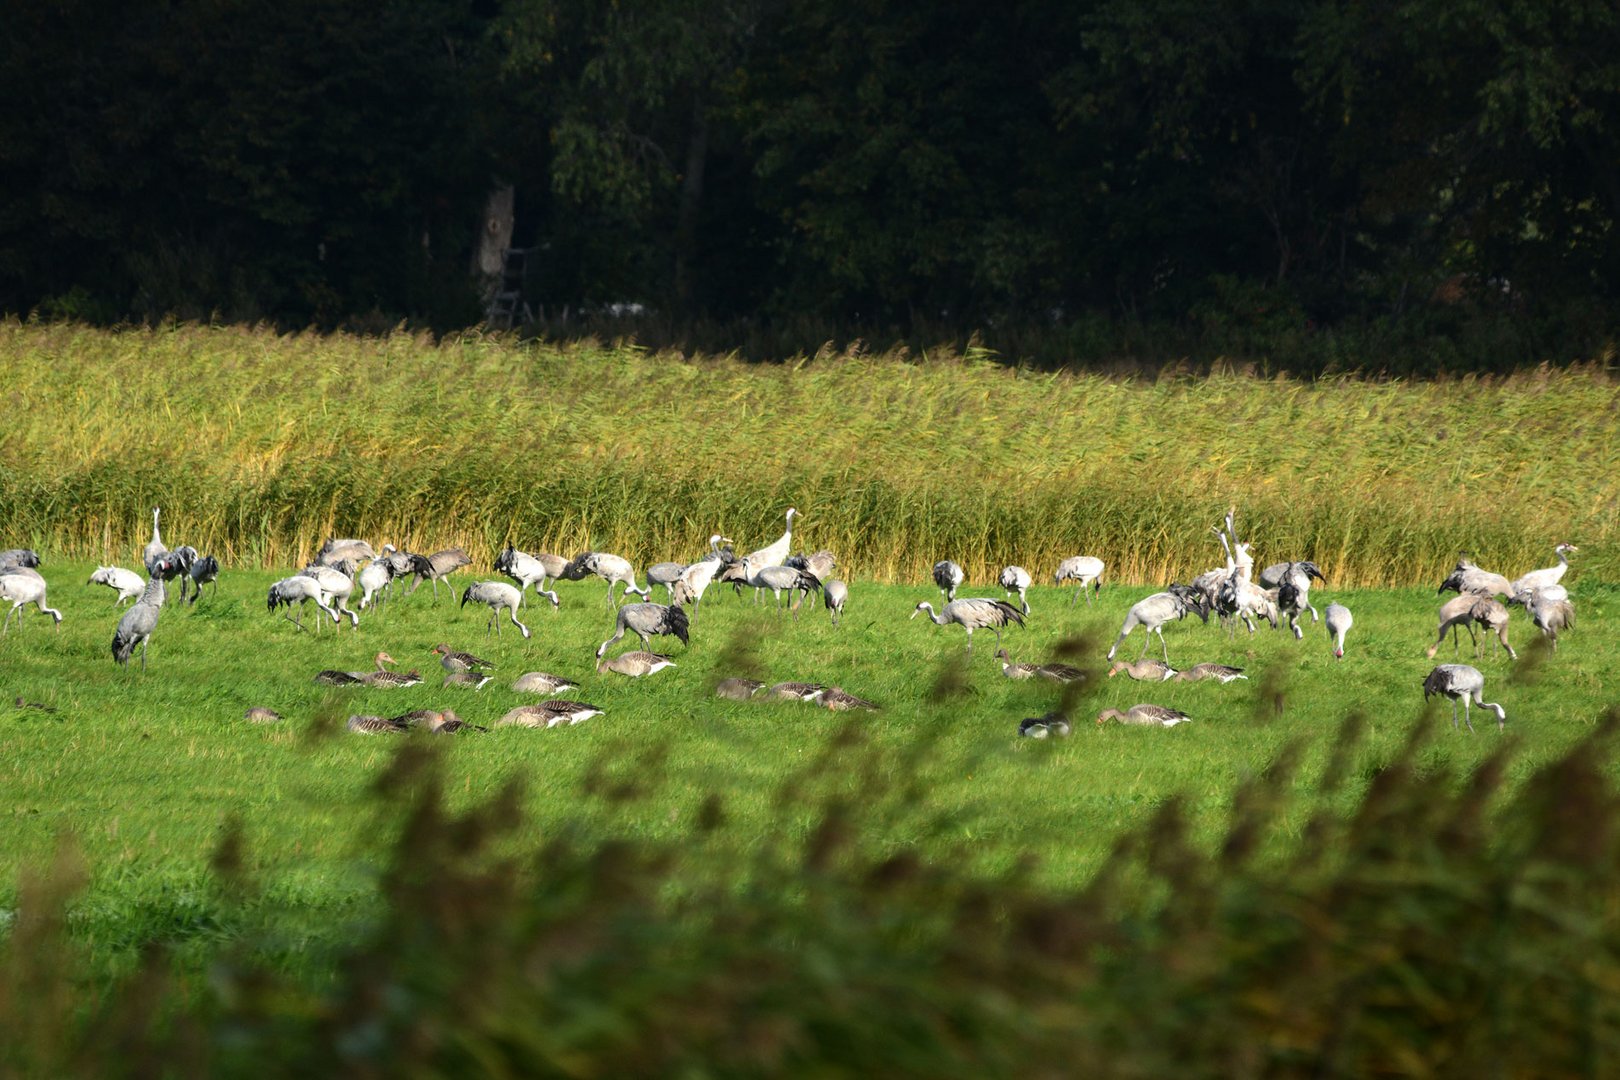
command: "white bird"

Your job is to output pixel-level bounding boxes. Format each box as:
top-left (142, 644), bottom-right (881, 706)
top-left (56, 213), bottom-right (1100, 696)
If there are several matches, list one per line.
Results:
top-left (461, 580), bottom-right (545, 638)
top-left (267, 575), bottom-right (340, 632)
top-left (823, 578), bottom-right (848, 627)
top-left (742, 508), bottom-right (799, 576)
top-left (112, 566), bottom-right (170, 668)
top-left (0, 549), bottom-right (40, 570)
top-left (1, 571), bottom-right (62, 632)
top-left (142, 507), bottom-right (167, 575)
top-left (596, 602), bottom-right (690, 657)
top-left (1423, 664), bottom-right (1506, 733)
top-left (1511, 543), bottom-right (1577, 595)
top-left (298, 562), bottom-right (360, 628)
top-left (1324, 603), bottom-right (1353, 660)
top-left (88, 565), bottom-right (145, 606)
top-left (494, 546), bottom-right (570, 605)
top-left (999, 565), bottom-right (1032, 614)
top-left (910, 597), bottom-right (1025, 654)
top-left (932, 560), bottom-right (965, 602)
top-left (737, 556), bottom-right (821, 616)
top-left (669, 535), bottom-right (735, 620)
top-left (1054, 556), bottom-right (1105, 605)
top-left (1106, 586), bottom-right (1210, 664)
top-left (356, 557), bottom-right (394, 610)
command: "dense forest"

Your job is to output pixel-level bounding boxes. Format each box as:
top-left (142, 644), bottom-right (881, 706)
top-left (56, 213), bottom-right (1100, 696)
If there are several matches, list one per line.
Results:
top-left (2, 0), bottom-right (1617, 369)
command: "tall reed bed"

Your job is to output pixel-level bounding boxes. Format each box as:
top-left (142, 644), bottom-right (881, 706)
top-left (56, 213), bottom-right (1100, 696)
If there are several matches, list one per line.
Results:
top-left (1, 321), bottom-right (1614, 584)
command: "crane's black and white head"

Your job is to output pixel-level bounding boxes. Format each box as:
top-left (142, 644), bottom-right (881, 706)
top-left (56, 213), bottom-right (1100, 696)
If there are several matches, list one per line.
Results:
top-left (910, 601), bottom-right (934, 619)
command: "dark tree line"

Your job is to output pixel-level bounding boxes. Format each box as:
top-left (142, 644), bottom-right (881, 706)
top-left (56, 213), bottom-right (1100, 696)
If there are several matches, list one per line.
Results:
top-left (2, 0), bottom-right (1617, 367)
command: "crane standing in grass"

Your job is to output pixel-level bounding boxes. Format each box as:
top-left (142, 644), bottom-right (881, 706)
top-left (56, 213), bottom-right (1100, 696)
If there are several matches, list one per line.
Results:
top-left (112, 559), bottom-right (173, 668)
top-left (1106, 585), bottom-right (1209, 665)
top-left (1, 571), bottom-right (62, 632)
top-left (999, 565), bottom-right (1032, 614)
top-left (933, 560), bottom-right (965, 602)
top-left (462, 580), bottom-right (550, 638)
top-left (910, 597), bottom-right (1025, 654)
top-left (597, 602), bottom-right (690, 657)
top-left (1325, 602), bottom-right (1353, 660)
top-left (1054, 556), bottom-right (1105, 605)
top-left (1423, 664), bottom-right (1507, 732)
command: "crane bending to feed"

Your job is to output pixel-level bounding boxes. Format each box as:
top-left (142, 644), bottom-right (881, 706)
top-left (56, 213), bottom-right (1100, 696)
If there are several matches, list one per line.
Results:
top-left (1106, 585), bottom-right (1209, 665)
top-left (910, 597), bottom-right (1025, 654)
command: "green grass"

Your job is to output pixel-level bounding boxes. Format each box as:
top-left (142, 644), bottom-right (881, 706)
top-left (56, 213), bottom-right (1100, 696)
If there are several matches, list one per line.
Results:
top-left (0, 322), bottom-right (1617, 585)
top-left (2, 562), bottom-right (1614, 980)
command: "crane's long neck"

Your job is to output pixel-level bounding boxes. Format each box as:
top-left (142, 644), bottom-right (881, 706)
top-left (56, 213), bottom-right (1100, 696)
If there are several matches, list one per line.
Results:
top-left (920, 603), bottom-right (947, 626)
top-left (152, 508), bottom-right (162, 545)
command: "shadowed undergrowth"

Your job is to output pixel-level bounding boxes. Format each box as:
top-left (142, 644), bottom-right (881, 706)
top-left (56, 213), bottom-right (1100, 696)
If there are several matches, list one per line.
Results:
top-left (6, 714), bottom-right (1620, 1077)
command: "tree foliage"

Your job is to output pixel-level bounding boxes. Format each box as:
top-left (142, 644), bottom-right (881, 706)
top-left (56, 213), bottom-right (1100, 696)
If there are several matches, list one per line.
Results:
top-left (1, 0), bottom-right (1616, 362)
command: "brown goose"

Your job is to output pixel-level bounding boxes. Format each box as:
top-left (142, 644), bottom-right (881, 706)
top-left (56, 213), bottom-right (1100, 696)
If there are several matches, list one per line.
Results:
top-left (715, 677), bottom-right (765, 700)
top-left (1176, 663), bottom-right (1247, 683)
top-left (432, 643), bottom-right (493, 674)
top-left (1107, 659), bottom-right (1178, 682)
top-left (347, 714), bottom-right (408, 735)
top-left (361, 653), bottom-right (423, 688)
top-left (597, 651), bottom-right (677, 677)
top-left (442, 671), bottom-right (493, 689)
top-left (314, 651), bottom-right (396, 686)
top-left (995, 648), bottom-right (1038, 680)
top-left (511, 671), bottom-right (580, 694)
top-left (425, 709), bottom-right (487, 734)
top-left (763, 682), bottom-right (826, 702)
top-left (497, 699), bottom-right (604, 728)
top-left (388, 709), bottom-right (446, 728)
top-left (1036, 662), bottom-right (1087, 684)
top-left (243, 707), bottom-right (283, 723)
top-left (821, 687), bottom-right (878, 712)
top-left (1096, 704), bottom-right (1193, 727)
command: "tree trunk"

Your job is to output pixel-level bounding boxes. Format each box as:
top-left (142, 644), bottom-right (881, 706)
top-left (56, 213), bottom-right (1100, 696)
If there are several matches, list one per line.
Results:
top-left (673, 99), bottom-right (710, 312)
top-left (473, 183), bottom-right (515, 281)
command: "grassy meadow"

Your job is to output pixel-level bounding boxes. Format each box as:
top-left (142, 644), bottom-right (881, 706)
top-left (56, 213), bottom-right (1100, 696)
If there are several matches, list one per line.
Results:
top-left (3, 322), bottom-right (1620, 1071)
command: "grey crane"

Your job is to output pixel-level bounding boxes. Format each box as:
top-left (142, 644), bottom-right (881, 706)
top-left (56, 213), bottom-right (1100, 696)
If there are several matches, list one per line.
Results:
top-left (785, 549), bottom-right (837, 581)
top-left (1438, 556), bottom-right (1513, 599)
top-left (0, 549), bottom-right (40, 570)
top-left (88, 565), bottom-right (145, 606)
top-left (1107, 658), bottom-right (1178, 682)
top-left (142, 507), bottom-right (167, 574)
top-left (1217, 574), bottom-right (1279, 637)
top-left (597, 651), bottom-right (677, 677)
top-left (298, 562), bottom-right (360, 628)
top-left (267, 575), bottom-right (340, 632)
top-left (512, 671), bottom-right (580, 694)
top-left (1176, 663), bottom-right (1248, 683)
top-left (495, 546), bottom-right (570, 605)
top-left (715, 677), bottom-right (766, 700)
top-left (1511, 589), bottom-right (1575, 649)
top-left (406, 548), bottom-right (472, 601)
top-left (1054, 556), bottom-right (1105, 605)
top-left (112, 566), bottom-right (170, 668)
top-left (823, 578), bottom-right (848, 627)
top-left (1271, 561), bottom-right (1325, 633)
top-left (1423, 664), bottom-right (1507, 732)
top-left (643, 561), bottom-right (688, 602)
top-left (1096, 704), bottom-right (1193, 727)
top-left (1105, 586), bottom-right (1210, 664)
top-left (1426, 594), bottom-right (1514, 661)
top-left (316, 538), bottom-right (376, 568)
top-left (1, 571), bottom-right (62, 632)
top-left (566, 551), bottom-right (648, 607)
top-left (1512, 542), bottom-right (1578, 594)
top-left (737, 556), bottom-right (821, 616)
top-left (1325, 602), bottom-right (1353, 660)
top-left (596, 602), bottom-right (690, 657)
top-left (184, 554), bottom-right (219, 604)
top-left (461, 580), bottom-right (544, 638)
top-left (432, 643), bottom-right (492, 673)
top-left (911, 597), bottom-right (1025, 654)
top-left (999, 565), bottom-right (1032, 614)
top-left (932, 560), bottom-right (965, 602)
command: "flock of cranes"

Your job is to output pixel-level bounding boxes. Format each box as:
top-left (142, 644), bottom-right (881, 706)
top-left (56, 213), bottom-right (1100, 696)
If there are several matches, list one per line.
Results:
top-left (0, 503), bottom-right (1585, 737)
